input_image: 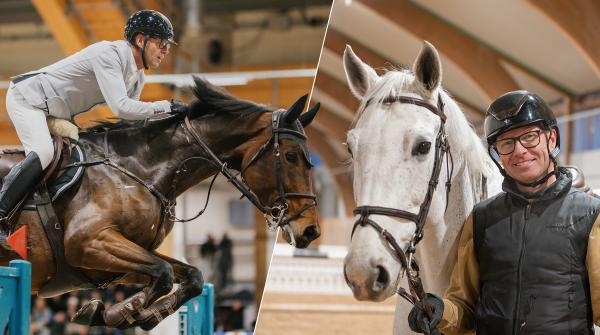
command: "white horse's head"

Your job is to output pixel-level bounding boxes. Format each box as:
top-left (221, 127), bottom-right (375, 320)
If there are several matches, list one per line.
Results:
top-left (342, 42), bottom-right (496, 302)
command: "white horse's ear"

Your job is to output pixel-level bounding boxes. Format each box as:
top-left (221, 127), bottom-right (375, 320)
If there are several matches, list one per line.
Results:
top-left (343, 44), bottom-right (379, 99)
top-left (413, 41), bottom-right (442, 92)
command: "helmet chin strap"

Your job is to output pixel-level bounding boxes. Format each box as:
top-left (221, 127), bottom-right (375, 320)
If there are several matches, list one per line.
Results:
top-left (140, 36), bottom-right (150, 70)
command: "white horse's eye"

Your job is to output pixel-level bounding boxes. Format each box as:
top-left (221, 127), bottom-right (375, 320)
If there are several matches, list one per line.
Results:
top-left (412, 141), bottom-right (432, 156)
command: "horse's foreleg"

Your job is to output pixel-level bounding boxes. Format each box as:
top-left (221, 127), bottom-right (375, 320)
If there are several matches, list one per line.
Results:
top-left (67, 229), bottom-right (175, 305)
top-left (68, 229), bottom-right (176, 328)
top-left (129, 253), bottom-right (204, 330)
top-left (96, 253), bottom-right (204, 330)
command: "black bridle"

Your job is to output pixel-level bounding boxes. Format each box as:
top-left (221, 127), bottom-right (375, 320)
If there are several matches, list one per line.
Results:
top-left (351, 93), bottom-right (452, 325)
top-left (182, 110), bottom-right (316, 238)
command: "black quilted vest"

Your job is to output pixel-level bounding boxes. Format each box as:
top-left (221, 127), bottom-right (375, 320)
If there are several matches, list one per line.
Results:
top-left (473, 169), bottom-right (600, 335)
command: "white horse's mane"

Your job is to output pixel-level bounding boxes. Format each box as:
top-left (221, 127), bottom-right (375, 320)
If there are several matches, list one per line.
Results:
top-left (353, 68), bottom-right (496, 183)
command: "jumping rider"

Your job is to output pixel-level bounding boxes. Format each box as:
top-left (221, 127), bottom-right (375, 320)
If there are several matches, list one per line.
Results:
top-left (0, 10), bottom-right (187, 244)
top-left (408, 91), bottom-right (600, 334)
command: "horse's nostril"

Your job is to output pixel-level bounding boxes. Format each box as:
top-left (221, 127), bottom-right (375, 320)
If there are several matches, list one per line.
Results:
top-left (373, 265), bottom-right (389, 292)
top-left (302, 225), bottom-right (320, 241)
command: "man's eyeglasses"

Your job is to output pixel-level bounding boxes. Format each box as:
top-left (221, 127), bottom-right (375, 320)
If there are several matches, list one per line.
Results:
top-left (493, 129), bottom-right (545, 155)
top-left (150, 37), bottom-right (169, 49)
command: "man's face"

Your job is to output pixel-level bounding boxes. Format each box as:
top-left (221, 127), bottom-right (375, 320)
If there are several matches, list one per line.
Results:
top-left (494, 124), bottom-right (557, 184)
top-left (137, 35), bottom-right (170, 69)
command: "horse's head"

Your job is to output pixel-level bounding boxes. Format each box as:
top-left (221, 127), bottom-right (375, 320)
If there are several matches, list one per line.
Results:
top-left (342, 42), bottom-right (450, 301)
top-left (240, 96), bottom-right (321, 248)
top-left (187, 78), bottom-right (321, 248)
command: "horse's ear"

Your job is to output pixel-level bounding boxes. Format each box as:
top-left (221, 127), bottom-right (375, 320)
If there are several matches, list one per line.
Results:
top-left (284, 94), bottom-right (308, 123)
top-left (299, 102), bottom-right (320, 127)
top-left (343, 44), bottom-right (379, 99)
top-left (413, 41), bottom-right (442, 92)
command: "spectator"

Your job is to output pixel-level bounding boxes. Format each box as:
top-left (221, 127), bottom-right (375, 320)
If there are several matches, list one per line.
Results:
top-left (31, 297), bottom-right (52, 335)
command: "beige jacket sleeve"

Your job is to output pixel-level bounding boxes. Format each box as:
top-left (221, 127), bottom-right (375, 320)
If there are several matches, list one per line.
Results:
top-left (586, 214), bottom-right (600, 326)
top-left (437, 214), bottom-right (479, 335)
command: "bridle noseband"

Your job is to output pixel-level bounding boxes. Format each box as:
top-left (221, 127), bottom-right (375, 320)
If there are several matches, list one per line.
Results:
top-left (182, 110), bottom-right (316, 242)
top-left (351, 93), bottom-right (452, 319)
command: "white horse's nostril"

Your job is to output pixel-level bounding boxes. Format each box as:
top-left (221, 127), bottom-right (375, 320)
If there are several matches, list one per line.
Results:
top-left (372, 265), bottom-right (389, 292)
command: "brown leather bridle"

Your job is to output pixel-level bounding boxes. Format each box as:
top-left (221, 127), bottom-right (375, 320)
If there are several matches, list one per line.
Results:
top-left (351, 93), bottom-right (452, 326)
top-left (182, 109), bottom-right (317, 237)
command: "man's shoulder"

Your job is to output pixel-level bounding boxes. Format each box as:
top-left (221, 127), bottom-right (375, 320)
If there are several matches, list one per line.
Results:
top-left (568, 187), bottom-right (600, 210)
top-left (474, 192), bottom-right (507, 211)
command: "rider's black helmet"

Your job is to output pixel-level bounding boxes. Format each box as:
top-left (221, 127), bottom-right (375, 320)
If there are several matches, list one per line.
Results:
top-left (484, 90), bottom-right (560, 153)
top-left (124, 10), bottom-right (176, 45)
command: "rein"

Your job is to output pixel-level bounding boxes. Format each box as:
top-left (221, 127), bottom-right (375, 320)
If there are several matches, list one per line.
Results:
top-left (351, 93), bottom-right (452, 322)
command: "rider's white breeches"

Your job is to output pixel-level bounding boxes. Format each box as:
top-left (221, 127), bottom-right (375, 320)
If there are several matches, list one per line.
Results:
top-left (6, 84), bottom-right (54, 169)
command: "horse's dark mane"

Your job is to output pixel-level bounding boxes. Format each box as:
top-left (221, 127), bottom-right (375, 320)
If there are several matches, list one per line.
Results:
top-left (81, 77), bottom-right (270, 134)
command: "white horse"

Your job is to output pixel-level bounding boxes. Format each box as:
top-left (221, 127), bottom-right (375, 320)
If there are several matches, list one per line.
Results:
top-left (342, 42), bottom-right (503, 334)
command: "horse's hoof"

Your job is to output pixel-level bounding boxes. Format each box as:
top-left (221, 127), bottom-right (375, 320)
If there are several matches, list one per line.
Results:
top-left (72, 299), bottom-right (106, 326)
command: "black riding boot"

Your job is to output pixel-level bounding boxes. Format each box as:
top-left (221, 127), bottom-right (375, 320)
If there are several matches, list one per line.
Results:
top-left (0, 152), bottom-right (44, 234)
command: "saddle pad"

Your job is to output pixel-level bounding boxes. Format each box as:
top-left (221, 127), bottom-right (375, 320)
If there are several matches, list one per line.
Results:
top-left (23, 144), bottom-right (86, 209)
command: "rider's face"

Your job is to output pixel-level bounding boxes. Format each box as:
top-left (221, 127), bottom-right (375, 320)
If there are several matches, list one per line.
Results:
top-left (496, 124), bottom-right (557, 186)
top-left (144, 37), bottom-right (170, 69)
top-left (134, 34), bottom-right (170, 69)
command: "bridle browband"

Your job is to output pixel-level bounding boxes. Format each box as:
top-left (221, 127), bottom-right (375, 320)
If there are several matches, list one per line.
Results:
top-left (351, 93), bottom-right (452, 322)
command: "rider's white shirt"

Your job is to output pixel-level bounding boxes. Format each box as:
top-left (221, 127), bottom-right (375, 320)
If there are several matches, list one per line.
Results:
top-left (11, 40), bottom-right (170, 120)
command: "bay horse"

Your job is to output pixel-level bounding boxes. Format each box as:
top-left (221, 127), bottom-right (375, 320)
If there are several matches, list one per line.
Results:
top-left (0, 77), bottom-right (320, 330)
top-left (341, 42), bottom-right (503, 334)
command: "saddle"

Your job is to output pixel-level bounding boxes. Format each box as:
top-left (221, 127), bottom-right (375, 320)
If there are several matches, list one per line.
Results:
top-left (0, 136), bottom-right (93, 297)
top-left (0, 136), bottom-right (85, 257)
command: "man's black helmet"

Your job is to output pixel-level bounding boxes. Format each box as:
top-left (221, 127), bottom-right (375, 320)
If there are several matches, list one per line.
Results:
top-left (484, 90), bottom-right (559, 152)
top-left (124, 10), bottom-right (176, 45)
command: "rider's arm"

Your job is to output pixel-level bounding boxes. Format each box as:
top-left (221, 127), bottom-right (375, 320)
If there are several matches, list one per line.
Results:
top-left (586, 214), bottom-right (600, 327)
top-left (437, 214), bottom-right (480, 335)
top-left (92, 46), bottom-right (170, 120)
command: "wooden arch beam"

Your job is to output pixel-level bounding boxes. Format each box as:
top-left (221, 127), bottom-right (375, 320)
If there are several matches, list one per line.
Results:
top-left (358, 0), bottom-right (519, 101)
top-left (306, 127), bottom-right (354, 216)
top-left (314, 71), bottom-right (360, 113)
top-left (313, 106), bottom-right (351, 144)
top-left (31, 0), bottom-right (88, 55)
top-left (526, 0), bottom-right (600, 79)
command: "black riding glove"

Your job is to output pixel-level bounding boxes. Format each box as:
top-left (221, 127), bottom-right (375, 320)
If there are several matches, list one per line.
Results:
top-left (408, 293), bottom-right (444, 334)
top-left (170, 99), bottom-right (188, 115)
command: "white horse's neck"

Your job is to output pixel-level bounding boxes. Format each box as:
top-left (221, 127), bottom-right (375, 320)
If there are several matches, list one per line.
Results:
top-left (393, 143), bottom-right (503, 334)
top-left (414, 157), bottom-right (479, 294)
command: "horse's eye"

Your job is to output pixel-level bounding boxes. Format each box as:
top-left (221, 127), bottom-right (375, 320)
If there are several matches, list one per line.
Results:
top-left (285, 152), bottom-right (299, 163)
top-left (412, 141), bottom-right (431, 156)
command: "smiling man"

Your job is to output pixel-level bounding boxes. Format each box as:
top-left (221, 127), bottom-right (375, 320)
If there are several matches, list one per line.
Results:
top-left (408, 91), bottom-right (600, 334)
top-left (0, 10), bottom-right (188, 247)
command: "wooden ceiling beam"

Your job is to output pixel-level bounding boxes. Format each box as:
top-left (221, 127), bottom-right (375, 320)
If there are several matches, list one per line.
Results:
top-left (314, 71), bottom-right (360, 113)
top-left (358, 0), bottom-right (519, 101)
top-left (31, 0), bottom-right (88, 55)
top-left (313, 106), bottom-right (351, 145)
top-left (526, 0), bottom-right (600, 80)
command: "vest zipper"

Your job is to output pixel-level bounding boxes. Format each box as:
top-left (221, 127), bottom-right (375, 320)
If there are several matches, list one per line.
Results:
top-left (513, 203), bottom-right (530, 335)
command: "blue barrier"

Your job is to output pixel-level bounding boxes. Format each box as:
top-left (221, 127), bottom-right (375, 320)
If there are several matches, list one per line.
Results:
top-left (0, 260), bottom-right (31, 335)
top-left (179, 283), bottom-right (215, 335)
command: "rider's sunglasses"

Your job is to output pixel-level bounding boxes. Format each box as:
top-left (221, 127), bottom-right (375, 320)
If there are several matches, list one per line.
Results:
top-left (493, 129), bottom-right (545, 155)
